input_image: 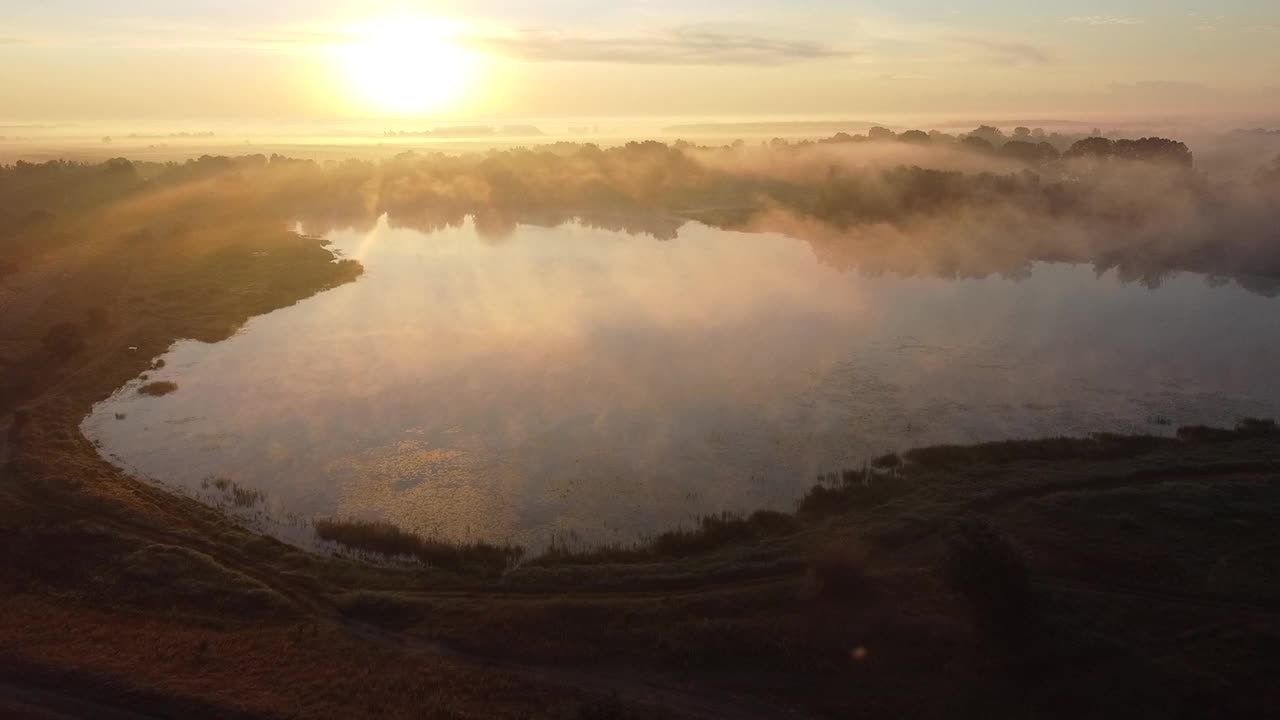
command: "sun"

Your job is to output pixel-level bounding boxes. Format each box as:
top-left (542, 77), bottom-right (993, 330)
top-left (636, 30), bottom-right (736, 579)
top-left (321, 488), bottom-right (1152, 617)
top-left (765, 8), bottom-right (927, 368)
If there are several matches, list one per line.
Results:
top-left (338, 17), bottom-right (474, 116)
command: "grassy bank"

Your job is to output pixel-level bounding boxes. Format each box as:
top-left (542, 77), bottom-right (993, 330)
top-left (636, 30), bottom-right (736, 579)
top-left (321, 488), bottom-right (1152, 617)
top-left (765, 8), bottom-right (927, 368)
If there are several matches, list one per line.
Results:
top-left (313, 419), bottom-right (1280, 572)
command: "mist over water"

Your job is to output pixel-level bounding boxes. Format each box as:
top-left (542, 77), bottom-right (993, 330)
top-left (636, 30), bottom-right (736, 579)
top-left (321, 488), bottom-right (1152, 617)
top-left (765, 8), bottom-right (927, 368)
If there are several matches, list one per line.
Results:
top-left (84, 217), bottom-right (1280, 548)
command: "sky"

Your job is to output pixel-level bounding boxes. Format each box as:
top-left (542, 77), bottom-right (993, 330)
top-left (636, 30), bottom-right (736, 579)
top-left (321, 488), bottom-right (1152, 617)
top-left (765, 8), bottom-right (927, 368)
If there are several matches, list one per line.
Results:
top-left (2, 1), bottom-right (1279, 124)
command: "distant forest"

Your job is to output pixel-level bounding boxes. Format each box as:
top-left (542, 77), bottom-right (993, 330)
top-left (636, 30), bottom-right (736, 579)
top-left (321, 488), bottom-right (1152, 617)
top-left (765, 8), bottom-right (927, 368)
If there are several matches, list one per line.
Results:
top-left (3, 128), bottom-right (1279, 294)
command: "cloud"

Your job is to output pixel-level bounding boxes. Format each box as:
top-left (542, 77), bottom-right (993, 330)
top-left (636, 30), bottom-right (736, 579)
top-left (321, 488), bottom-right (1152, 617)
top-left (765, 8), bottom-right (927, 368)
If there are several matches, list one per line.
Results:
top-left (465, 26), bottom-right (853, 66)
top-left (949, 36), bottom-right (1052, 65)
top-left (0, 37), bottom-right (26, 45)
top-left (237, 30), bottom-right (358, 46)
top-left (1067, 16), bottom-right (1143, 26)
top-left (1106, 80), bottom-right (1223, 99)
top-left (880, 73), bottom-right (935, 81)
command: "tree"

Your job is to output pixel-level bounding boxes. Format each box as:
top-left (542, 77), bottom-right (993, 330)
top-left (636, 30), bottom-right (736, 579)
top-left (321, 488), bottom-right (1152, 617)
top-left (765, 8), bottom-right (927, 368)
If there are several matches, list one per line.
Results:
top-left (868, 126), bottom-right (896, 141)
top-left (1258, 154), bottom-right (1280, 185)
top-left (1064, 136), bottom-right (1115, 160)
top-left (961, 135), bottom-right (995, 153)
top-left (1013, 126), bottom-right (1031, 140)
top-left (1000, 141), bottom-right (1041, 164)
top-left (1035, 142), bottom-right (1061, 163)
top-left (967, 125), bottom-right (1005, 146)
top-left (1113, 137), bottom-right (1193, 167)
top-left (897, 130), bottom-right (931, 144)
top-left (1004, 141), bottom-right (1062, 165)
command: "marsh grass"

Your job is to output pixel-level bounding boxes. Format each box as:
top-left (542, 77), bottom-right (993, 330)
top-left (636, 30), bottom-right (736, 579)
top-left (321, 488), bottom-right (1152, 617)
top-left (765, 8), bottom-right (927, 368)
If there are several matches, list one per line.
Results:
top-left (903, 433), bottom-right (1177, 468)
top-left (904, 421), bottom-right (1280, 469)
top-left (871, 452), bottom-right (903, 470)
top-left (309, 420), bottom-right (1279, 570)
top-left (796, 472), bottom-right (901, 519)
top-left (200, 476), bottom-right (264, 508)
top-left (529, 510), bottom-right (800, 566)
top-left (137, 380), bottom-right (179, 397)
top-left (1176, 418), bottom-right (1279, 444)
top-left (314, 518), bottom-right (522, 575)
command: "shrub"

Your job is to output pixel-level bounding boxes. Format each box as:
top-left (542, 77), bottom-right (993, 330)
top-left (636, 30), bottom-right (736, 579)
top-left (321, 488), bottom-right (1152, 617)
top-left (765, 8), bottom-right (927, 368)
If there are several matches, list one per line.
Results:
top-left (942, 520), bottom-right (1037, 646)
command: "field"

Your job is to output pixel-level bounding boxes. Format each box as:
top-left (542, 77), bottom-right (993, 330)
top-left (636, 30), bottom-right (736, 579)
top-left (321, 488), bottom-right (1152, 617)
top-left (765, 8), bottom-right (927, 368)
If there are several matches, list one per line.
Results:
top-left (2, 153), bottom-right (1279, 718)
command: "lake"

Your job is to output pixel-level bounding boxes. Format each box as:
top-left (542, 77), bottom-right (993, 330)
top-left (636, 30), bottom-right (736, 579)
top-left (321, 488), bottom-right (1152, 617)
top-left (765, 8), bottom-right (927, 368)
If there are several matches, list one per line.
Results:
top-left (84, 216), bottom-right (1280, 549)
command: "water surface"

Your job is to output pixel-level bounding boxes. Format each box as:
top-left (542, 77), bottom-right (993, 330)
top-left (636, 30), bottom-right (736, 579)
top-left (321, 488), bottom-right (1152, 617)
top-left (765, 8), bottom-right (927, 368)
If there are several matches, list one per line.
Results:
top-left (85, 218), bottom-right (1280, 548)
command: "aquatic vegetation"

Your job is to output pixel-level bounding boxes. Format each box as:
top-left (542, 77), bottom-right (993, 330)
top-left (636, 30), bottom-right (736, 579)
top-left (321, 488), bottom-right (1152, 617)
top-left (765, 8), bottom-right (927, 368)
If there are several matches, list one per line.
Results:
top-left (137, 380), bottom-right (179, 397)
top-left (530, 510), bottom-right (800, 566)
top-left (200, 476), bottom-right (264, 508)
top-left (314, 518), bottom-right (522, 574)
